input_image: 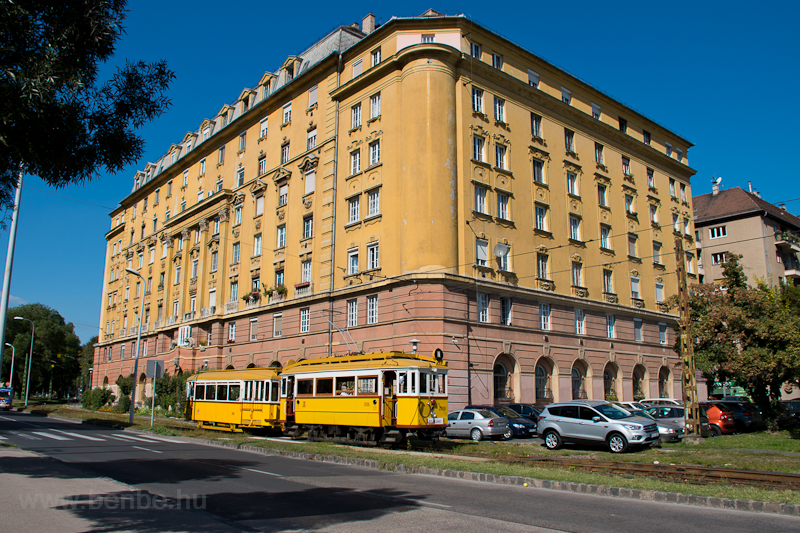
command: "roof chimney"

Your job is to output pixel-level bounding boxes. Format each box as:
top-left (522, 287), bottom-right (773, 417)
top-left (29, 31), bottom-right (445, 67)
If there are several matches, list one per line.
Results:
top-left (748, 181), bottom-right (753, 193)
top-left (362, 13), bottom-right (375, 34)
top-left (712, 182), bottom-right (719, 196)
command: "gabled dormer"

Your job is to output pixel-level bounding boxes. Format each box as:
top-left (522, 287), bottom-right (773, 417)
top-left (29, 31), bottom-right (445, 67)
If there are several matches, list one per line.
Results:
top-left (238, 89), bottom-right (255, 114)
top-left (143, 162), bottom-right (157, 182)
top-left (259, 72), bottom-right (277, 100)
top-left (199, 119), bottom-right (215, 142)
top-left (167, 144), bottom-right (181, 165)
top-left (132, 170), bottom-right (147, 192)
top-left (182, 132), bottom-right (198, 154)
top-left (281, 56), bottom-right (302, 84)
top-left (217, 105), bottom-right (233, 128)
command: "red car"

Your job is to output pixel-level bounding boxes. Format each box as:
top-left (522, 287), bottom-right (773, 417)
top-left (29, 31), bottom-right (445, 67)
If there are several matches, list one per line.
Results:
top-left (700, 402), bottom-right (736, 436)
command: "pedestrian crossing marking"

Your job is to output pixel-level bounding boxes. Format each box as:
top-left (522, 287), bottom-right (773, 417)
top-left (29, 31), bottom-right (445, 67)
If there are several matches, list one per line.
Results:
top-left (31, 431), bottom-right (70, 441)
top-left (51, 429), bottom-right (105, 442)
top-left (110, 433), bottom-right (159, 443)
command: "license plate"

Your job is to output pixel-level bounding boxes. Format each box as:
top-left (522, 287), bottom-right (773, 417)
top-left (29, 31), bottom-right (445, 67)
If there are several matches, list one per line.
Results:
top-left (650, 432), bottom-right (659, 439)
top-left (427, 417), bottom-right (443, 425)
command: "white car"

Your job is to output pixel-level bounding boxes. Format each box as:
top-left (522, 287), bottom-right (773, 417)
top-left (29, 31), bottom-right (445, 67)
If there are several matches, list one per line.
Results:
top-left (640, 398), bottom-right (682, 406)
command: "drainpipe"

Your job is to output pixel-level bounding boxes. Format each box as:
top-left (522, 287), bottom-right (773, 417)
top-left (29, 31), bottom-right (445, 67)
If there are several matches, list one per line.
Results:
top-left (328, 44), bottom-right (343, 356)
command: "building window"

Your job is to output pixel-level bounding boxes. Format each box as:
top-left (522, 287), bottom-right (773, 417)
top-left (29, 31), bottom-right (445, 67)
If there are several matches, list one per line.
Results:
top-left (625, 195), bottom-right (634, 214)
top-left (497, 244), bottom-right (510, 271)
top-left (253, 234), bottom-right (262, 256)
top-left (347, 300), bottom-right (358, 327)
top-left (669, 178), bottom-right (676, 198)
top-left (237, 168), bottom-right (245, 187)
top-left (569, 216), bottom-right (581, 241)
top-left (472, 87), bottom-right (483, 113)
top-left (561, 87), bottom-right (571, 104)
top-left (631, 276), bottom-right (640, 299)
top-left (653, 242), bottom-right (662, 264)
top-left (497, 193), bottom-right (509, 220)
top-left (673, 213), bottom-right (680, 233)
top-left (260, 118), bottom-right (268, 138)
top-left (500, 298), bottom-right (511, 325)
top-left (371, 48), bottom-right (381, 67)
top-left (232, 242), bottom-right (240, 264)
top-left (303, 217), bottom-right (313, 239)
top-left (595, 143), bottom-right (604, 165)
top-left (250, 319), bottom-right (258, 341)
top-left (686, 252), bottom-right (695, 274)
top-left (230, 281), bottom-right (238, 301)
top-left (597, 184), bottom-right (607, 206)
top-left (622, 156), bottom-right (631, 175)
top-left (647, 168), bottom-right (654, 187)
top-left (495, 144), bottom-right (507, 169)
top-left (273, 313), bottom-right (283, 337)
top-left (348, 248), bottom-right (359, 274)
top-left (572, 261), bottom-right (582, 287)
top-left (278, 183), bottom-right (288, 206)
top-left (476, 239), bottom-right (488, 266)
top-left (277, 225), bottom-right (286, 248)
top-left (684, 217), bottom-right (690, 235)
top-left (603, 269), bottom-right (614, 293)
top-left (532, 159), bottom-right (544, 183)
top-left (281, 143), bottom-right (290, 164)
top-left (575, 309), bottom-right (585, 334)
top-left (301, 260), bottom-right (312, 283)
top-left (174, 265), bottom-right (181, 285)
top-left (216, 179), bottom-right (223, 192)
top-left (191, 258), bottom-right (199, 279)
top-left (528, 69), bottom-right (539, 88)
top-left (349, 197), bottom-right (360, 223)
top-left (471, 42), bottom-right (481, 58)
top-left (619, 117), bottom-right (628, 133)
top-left (367, 242), bottom-right (379, 270)
top-left (180, 200), bottom-right (186, 212)
top-left (473, 136), bottom-right (485, 161)
top-left (539, 303), bottom-right (550, 330)
top-left (650, 204), bottom-right (658, 223)
top-left (711, 252), bottom-right (727, 265)
top-left (680, 183), bottom-right (687, 202)
top-left (531, 113), bottom-right (542, 137)
top-left (213, 217), bottom-right (220, 235)
top-left (478, 293), bottom-right (490, 323)
top-left (352, 58), bottom-right (363, 78)
top-left (643, 130), bottom-right (651, 145)
top-left (370, 93), bottom-right (381, 118)
top-left (474, 185), bottom-right (487, 214)
top-left (709, 226), bottom-right (727, 239)
top-left (305, 170), bottom-right (315, 195)
top-left (492, 53), bottom-right (503, 69)
top-left (564, 129), bottom-right (575, 152)
top-left (591, 103), bottom-right (601, 119)
top-left (282, 103), bottom-right (292, 124)
top-left (659, 323), bottom-right (667, 344)
top-left (300, 308), bottom-right (310, 333)
top-left (211, 251), bottom-right (218, 272)
top-left (308, 85), bottom-right (318, 107)
top-left (367, 295), bottom-right (378, 324)
top-left (494, 97), bottom-right (505, 122)
top-left (535, 205), bottom-right (547, 231)
top-left (600, 225), bottom-right (611, 249)
top-left (369, 141), bottom-right (380, 165)
top-left (352, 104), bottom-right (362, 129)
top-left (537, 253), bottom-right (548, 279)
top-left (606, 315), bottom-right (616, 338)
top-left (307, 128), bottom-right (317, 150)
top-left (421, 34), bottom-right (434, 43)
top-left (567, 172), bottom-right (578, 196)
top-left (234, 205), bottom-right (242, 225)
top-left (238, 132), bottom-right (247, 152)
top-left (634, 319), bottom-right (642, 342)
top-left (368, 189), bottom-right (380, 216)
top-left (665, 142), bottom-right (672, 157)
top-left (255, 195), bottom-right (264, 216)
top-left (628, 234), bottom-right (638, 258)
top-left (350, 150), bottom-right (361, 174)
top-left (228, 322), bottom-right (236, 342)
top-left (655, 282), bottom-right (664, 303)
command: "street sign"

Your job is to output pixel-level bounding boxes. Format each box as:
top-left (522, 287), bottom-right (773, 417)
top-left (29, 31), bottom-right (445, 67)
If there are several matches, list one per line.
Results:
top-left (145, 360), bottom-right (164, 379)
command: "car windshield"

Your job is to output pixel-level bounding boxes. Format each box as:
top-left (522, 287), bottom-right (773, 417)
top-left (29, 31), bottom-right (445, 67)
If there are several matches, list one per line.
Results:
top-left (657, 407), bottom-right (684, 418)
top-left (593, 403), bottom-right (633, 420)
top-left (0, 390), bottom-right (10, 399)
top-left (628, 409), bottom-right (655, 420)
top-left (497, 407), bottom-right (522, 418)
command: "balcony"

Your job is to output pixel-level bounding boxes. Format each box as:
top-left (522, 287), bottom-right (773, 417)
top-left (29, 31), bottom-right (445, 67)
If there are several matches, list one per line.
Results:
top-left (153, 319), bottom-right (163, 329)
top-left (631, 297), bottom-right (645, 309)
top-left (166, 315), bottom-right (178, 326)
top-left (268, 292), bottom-right (285, 304)
top-left (225, 300), bottom-right (239, 314)
top-left (571, 285), bottom-right (588, 298)
top-left (295, 282), bottom-right (313, 298)
top-left (602, 291), bottom-right (618, 304)
top-left (775, 231), bottom-right (800, 252)
top-left (785, 267), bottom-right (800, 280)
top-left (245, 298), bottom-right (260, 310)
top-left (535, 278), bottom-right (555, 291)
top-left (183, 311), bottom-right (195, 322)
top-left (200, 306), bottom-right (216, 318)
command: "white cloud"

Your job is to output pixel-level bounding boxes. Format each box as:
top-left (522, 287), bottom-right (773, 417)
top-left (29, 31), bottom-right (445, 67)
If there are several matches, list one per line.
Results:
top-left (9, 295), bottom-right (27, 306)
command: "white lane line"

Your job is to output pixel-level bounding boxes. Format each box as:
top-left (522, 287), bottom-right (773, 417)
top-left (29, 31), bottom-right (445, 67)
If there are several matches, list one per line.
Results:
top-left (0, 435), bottom-right (7, 440)
top-left (132, 446), bottom-right (163, 454)
top-left (51, 429), bottom-right (105, 442)
top-left (242, 467), bottom-right (282, 477)
top-left (361, 491), bottom-right (452, 509)
top-left (133, 434), bottom-right (184, 443)
top-left (0, 415), bottom-right (14, 421)
top-left (110, 433), bottom-right (159, 443)
top-left (31, 431), bottom-right (71, 441)
top-left (105, 435), bottom-right (134, 442)
top-left (9, 431), bottom-right (39, 440)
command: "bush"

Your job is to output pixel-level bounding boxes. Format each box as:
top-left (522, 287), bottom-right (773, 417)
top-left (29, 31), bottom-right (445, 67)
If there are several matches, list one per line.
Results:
top-left (115, 394), bottom-right (131, 413)
top-left (82, 388), bottom-right (115, 410)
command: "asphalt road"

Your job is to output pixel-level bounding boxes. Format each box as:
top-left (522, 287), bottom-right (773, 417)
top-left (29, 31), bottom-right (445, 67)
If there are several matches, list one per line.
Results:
top-left (1, 410), bottom-right (799, 532)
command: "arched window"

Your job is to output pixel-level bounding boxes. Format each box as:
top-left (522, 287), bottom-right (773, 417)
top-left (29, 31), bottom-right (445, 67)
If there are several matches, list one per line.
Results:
top-left (632, 365), bottom-right (646, 400)
top-left (494, 363), bottom-right (509, 400)
top-left (535, 364), bottom-right (550, 399)
top-left (658, 367), bottom-right (670, 398)
top-left (572, 367), bottom-right (585, 399)
top-left (603, 368), bottom-right (616, 400)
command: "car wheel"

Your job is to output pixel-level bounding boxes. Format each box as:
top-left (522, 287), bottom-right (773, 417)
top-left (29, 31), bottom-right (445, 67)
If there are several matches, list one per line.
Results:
top-left (470, 428), bottom-right (483, 442)
top-left (709, 425), bottom-right (722, 437)
top-left (543, 430), bottom-right (562, 450)
top-left (502, 428), bottom-right (513, 440)
top-left (608, 433), bottom-right (628, 453)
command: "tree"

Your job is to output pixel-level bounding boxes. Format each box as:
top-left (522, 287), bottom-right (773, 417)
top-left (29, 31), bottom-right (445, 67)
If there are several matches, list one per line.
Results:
top-left (0, 1), bottom-right (174, 209)
top-left (3, 303), bottom-right (82, 398)
top-left (681, 255), bottom-right (800, 427)
top-left (79, 335), bottom-right (96, 391)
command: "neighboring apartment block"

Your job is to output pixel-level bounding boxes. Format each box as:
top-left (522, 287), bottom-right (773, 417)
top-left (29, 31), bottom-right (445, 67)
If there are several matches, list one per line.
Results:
top-left (94, 10), bottom-right (696, 408)
top-left (694, 184), bottom-right (800, 286)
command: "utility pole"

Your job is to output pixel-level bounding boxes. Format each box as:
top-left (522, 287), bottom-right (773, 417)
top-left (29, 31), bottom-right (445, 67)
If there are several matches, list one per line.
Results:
top-left (675, 237), bottom-right (702, 441)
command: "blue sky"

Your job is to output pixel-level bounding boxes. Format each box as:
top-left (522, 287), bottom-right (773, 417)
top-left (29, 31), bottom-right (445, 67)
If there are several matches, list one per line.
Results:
top-left (3, 0), bottom-right (799, 344)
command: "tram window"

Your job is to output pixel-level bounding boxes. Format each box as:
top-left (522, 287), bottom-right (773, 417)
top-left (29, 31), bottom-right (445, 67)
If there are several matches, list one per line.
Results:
top-left (216, 384), bottom-right (228, 401)
top-left (316, 378), bottom-right (333, 395)
top-left (297, 379), bottom-right (313, 395)
top-left (358, 377), bottom-right (377, 394)
top-left (281, 379), bottom-right (286, 395)
top-left (229, 384), bottom-right (241, 401)
top-left (419, 372), bottom-right (428, 394)
top-left (270, 382), bottom-right (279, 401)
top-left (263, 381), bottom-right (270, 401)
top-left (195, 384), bottom-right (205, 400)
top-left (398, 373), bottom-right (408, 394)
top-left (336, 376), bottom-right (355, 395)
top-left (410, 372), bottom-right (416, 394)
top-left (205, 385), bottom-right (216, 400)
top-left (437, 374), bottom-right (445, 394)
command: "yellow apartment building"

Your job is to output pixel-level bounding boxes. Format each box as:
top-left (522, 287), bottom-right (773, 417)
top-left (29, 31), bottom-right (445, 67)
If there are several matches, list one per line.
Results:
top-left (93, 10), bottom-right (696, 408)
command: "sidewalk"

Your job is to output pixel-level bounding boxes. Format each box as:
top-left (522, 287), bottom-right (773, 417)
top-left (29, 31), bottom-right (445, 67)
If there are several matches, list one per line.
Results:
top-left (0, 445), bottom-right (236, 533)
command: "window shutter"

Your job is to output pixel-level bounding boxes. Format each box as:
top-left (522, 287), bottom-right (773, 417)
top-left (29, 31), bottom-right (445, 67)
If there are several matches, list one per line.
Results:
top-left (305, 171), bottom-right (316, 194)
top-left (308, 86), bottom-right (318, 106)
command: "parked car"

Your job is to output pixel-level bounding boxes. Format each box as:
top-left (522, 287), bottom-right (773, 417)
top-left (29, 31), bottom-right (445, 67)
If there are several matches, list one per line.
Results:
top-left (721, 396), bottom-right (751, 402)
top-left (537, 400), bottom-right (659, 453)
top-left (446, 409), bottom-right (510, 441)
top-left (506, 403), bottom-right (541, 427)
top-left (778, 400), bottom-right (800, 428)
top-left (714, 401), bottom-right (764, 432)
top-left (640, 398), bottom-right (682, 406)
top-left (644, 405), bottom-right (711, 437)
top-left (465, 405), bottom-right (537, 438)
top-left (619, 406), bottom-right (684, 443)
top-left (699, 402), bottom-right (736, 436)
top-left (615, 401), bottom-right (649, 412)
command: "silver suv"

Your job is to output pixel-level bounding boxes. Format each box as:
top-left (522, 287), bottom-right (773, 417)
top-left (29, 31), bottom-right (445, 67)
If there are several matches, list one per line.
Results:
top-left (538, 400), bottom-right (659, 453)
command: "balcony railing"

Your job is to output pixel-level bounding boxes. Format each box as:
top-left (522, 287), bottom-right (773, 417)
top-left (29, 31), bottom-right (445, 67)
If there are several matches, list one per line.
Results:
top-left (295, 282), bottom-right (313, 298)
top-left (268, 293), bottom-right (285, 304)
top-left (200, 306), bottom-right (216, 318)
top-left (166, 315), bottom-right (178, 326)
top-left (153, 319), bottom-right (162, 329)
top-left (245, 299), bottom-right (260, 309)
top-left (183, 311), bottom-right (195, 322)
top-left (225, 300), bottom-right (239, 314)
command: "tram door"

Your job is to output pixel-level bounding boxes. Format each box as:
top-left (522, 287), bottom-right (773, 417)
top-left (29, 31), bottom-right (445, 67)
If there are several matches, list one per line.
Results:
top-left (242, 381), bottom-right (256, 426)
top-left (285, 377), bottom-right (295, 418)
top-left (382, 371), bottom-right (396, 427)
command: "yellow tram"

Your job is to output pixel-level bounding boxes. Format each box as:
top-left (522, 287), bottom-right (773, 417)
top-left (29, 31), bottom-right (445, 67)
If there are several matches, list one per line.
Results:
top-left (280, 350), bottom-right (449, 444)
top-left (185, 368), bottom-right (282, 432)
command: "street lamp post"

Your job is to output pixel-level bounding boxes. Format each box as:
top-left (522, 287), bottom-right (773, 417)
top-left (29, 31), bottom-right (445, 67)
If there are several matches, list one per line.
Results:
top-left (4, 343), bottom-right (14, 394)
top-left (14, 316), bottom-right (34, 407)
top-left (125, 268), bottom-right (145, 425)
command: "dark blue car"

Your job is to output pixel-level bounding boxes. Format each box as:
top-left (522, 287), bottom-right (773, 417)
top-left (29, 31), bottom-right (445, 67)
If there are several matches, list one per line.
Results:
top-left (465, 405), bottom-right (537, 438)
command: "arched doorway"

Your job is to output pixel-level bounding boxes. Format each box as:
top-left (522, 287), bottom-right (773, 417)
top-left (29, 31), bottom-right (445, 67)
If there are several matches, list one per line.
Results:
top-left (658, 367), bottom-right (671, 398)
top-left (632, 365), bottom-right (647, 400)
top-left (571, 361), bottom-right (588, 399)
top-left (225, 365), bottom-right (234, 370)
top-left (603, 363), bottom-right (619, 401)
top-left (102, 376), bottom-right (109, 389)
top-left (535, 359), bottom-right (554, 403)
top-left (493, 353), bottom-right (517, 403)
top-left (138, 373), bottom-right (147, 404)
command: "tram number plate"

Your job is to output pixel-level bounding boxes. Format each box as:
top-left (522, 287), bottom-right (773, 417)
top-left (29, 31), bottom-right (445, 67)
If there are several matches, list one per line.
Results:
top-left (427, 417), bottom-right (444, 425)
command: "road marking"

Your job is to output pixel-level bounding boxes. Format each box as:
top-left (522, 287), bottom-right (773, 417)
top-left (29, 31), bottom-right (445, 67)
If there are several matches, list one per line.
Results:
top-left (110, 433), bottom-right (159, 443)
top-left (31, 431), bottom-right (71, 441)
top-left (10, 431), bottom-right (40, 440)
top-left (51, 429), bottom-right (105, 442)
top-left (134, 434), bottom-right (184, 443)
top-left (0, 435), bottom-right (7, 440)
top-left (0, 415), bottom-right (14, 421)
top-left (361, 491), bottom-right (451, 509)
top-left (132, 446), bottom-right (163, 454)
top-left (242, 467), bottom-right (282, 477)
